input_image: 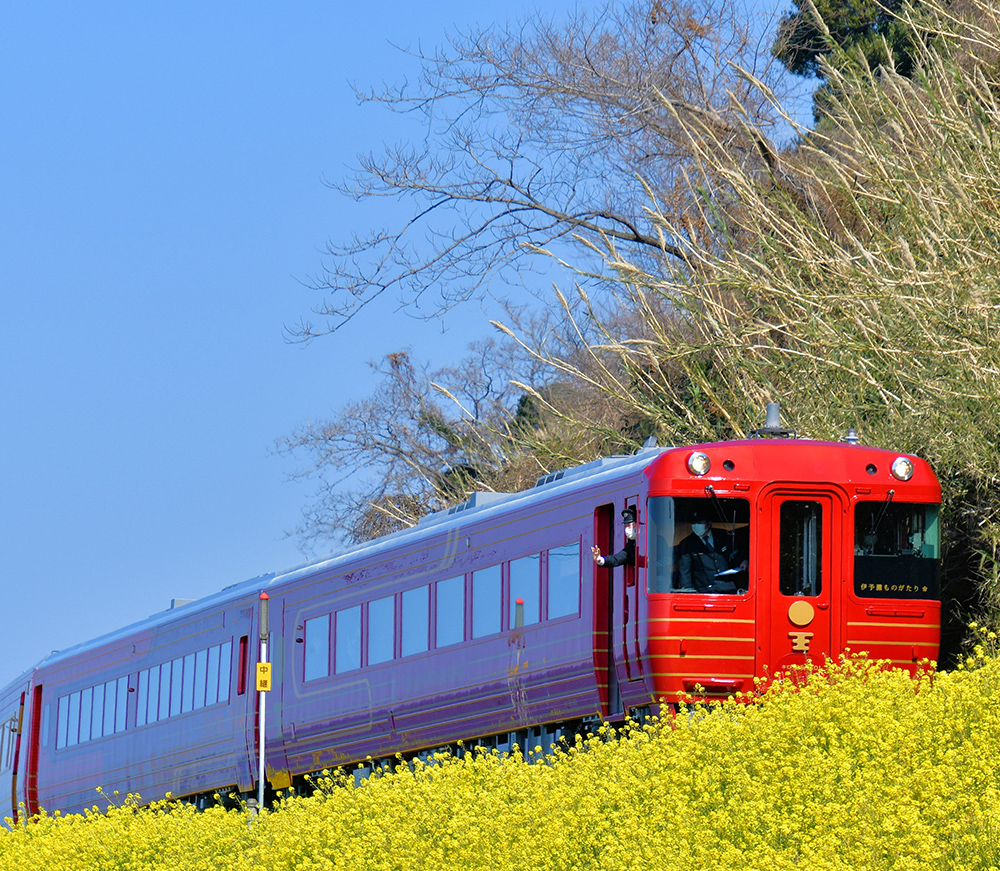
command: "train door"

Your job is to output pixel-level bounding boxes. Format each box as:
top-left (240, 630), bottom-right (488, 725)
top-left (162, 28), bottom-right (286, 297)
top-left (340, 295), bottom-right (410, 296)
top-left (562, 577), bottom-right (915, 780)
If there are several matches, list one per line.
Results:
top-left (594, 498), bottom-right (645, 716)
top-left (593, 504), bottom-right (620, 717)
top-left (24, 683), bottom-right (42, 817)
top-left (6, 691), bottom-right (25, 824)
top-left (623, 497), bottom-right (643, 684)
top-left (760, 487), bottom-right (844, 674)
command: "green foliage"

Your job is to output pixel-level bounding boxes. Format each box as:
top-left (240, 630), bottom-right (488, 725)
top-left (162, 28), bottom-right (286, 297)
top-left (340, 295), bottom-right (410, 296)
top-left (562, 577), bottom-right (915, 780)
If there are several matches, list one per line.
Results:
top-left (773, 0), bottom-right (921, 81)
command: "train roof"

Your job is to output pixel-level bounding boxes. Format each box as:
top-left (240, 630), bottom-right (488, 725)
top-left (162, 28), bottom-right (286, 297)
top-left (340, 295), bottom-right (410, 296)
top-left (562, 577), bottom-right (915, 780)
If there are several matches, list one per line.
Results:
top-left (266, 445), bottom-right (666, 586)
top-left (24, 447), bottom-right (664, 677)
top-left (18, 436), bottom-right (936, 681)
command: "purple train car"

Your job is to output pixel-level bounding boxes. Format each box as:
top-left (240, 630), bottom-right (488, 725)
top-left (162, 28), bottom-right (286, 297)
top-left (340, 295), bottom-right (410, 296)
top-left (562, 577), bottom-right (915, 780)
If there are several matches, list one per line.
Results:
top-left (0, 433), bottom-right (942, 818)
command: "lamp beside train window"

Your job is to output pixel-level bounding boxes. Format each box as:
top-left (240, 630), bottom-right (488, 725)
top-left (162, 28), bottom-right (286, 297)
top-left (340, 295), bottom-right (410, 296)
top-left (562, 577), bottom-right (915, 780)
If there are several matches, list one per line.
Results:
top-left (891, 457), bottom-right (915, 481)
top-left (687, 451), bottom-right (711, 476)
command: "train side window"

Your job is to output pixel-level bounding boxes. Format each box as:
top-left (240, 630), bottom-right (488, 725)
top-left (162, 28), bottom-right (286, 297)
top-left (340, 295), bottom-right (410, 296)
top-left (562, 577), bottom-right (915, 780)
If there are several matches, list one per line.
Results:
top-left (78, 688), bottom-right (93, 744)
top-left (169, 657), bottom-right (184, 717)
top-left (219, 640), bottom-right (233, 702)
top-left (304, 615), bottom-right (331, 681)
top-left (103, 678), bottom-right (118, 736)
top-left (237, 636), bottom-right (249, 695)
top-left (91, 683), bottom-right (105, 741)
top-left (159, 661), bottom-right (172, 721)
top-left (146, 664), bottom-right (162, 724)
top-left (193, 649), bottom-right (208, 710)
top-left (115, 677), bottom-right (128, 733)
top-left (779, 500), bottom-right (822, 597)
top-left (206, 645), bottom-right (221, 705)
top-left (548, 542), bottom-right (581, 618)
top-left (335, 605), bottom-right (362, 673)
top-left (368, 595), bottom-right (395, 664)
top-left (52, 641), bottom-right (239, 746)
top-left (472, 565), bottom-right (502, 638)
top-left (68, 691), bottom-right (82, 746)
top-left (58, 681), bottom-right (120, 747)
top-left (436, 576), bottom-right (465, 648)
top-left (181, 653), bottom-right (196, 713)
top-left (56, 694), bottom-right (71, 749)
top-left (135, 670), bottom-right (149, 728)
top-left (0, 713), bottom-right (14, 770)
top-left (401, 586), bottom-right (430, 657)
top-left (509, 554), bottom-right (541, 626)
top-left (90, 686), bottom-right (103, 740)
top-left (160, 662), bottom-right (173, 720)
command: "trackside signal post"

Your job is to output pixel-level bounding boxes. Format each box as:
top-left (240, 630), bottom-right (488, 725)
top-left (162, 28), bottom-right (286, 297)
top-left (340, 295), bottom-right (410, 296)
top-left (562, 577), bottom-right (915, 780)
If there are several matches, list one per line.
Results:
top-left (257, 592), bottom-right (270, 810)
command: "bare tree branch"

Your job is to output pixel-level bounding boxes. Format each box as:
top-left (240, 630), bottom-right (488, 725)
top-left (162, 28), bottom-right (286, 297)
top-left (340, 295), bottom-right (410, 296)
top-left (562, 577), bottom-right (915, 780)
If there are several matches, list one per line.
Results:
top-left (298, 0), bottom-right (797, 337)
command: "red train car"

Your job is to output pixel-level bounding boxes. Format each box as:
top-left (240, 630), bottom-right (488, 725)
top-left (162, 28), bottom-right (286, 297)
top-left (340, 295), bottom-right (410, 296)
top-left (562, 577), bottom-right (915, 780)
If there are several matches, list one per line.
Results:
top-left (0, 418), bottom-right (941, 818)
top-left (636, 436), bottom-right (940, 704)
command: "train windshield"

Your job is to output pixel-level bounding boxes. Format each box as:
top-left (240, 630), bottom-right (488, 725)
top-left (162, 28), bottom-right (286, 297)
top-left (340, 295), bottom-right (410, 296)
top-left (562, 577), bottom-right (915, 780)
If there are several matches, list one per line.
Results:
top-left (854, 501), bottom-right (940, 599)
top-left (647, 496), bottom-right (751, 594)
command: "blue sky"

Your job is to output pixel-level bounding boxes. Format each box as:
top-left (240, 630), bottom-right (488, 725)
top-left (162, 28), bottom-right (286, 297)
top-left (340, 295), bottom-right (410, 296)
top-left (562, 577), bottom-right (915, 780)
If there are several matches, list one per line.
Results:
top-left (0, 1), bottom-right (793, 688)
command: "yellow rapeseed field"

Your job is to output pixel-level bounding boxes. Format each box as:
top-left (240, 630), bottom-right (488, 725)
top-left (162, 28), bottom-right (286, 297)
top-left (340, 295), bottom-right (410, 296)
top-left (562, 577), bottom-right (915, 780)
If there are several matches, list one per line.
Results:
top-left (4, 644), bottom-right (1000, 871)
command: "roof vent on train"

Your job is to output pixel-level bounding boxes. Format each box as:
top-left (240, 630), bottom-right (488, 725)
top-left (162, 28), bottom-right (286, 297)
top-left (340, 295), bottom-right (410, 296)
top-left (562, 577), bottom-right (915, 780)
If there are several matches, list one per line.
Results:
top-left (446, 491), bottom-right (511, 515)
top-left (534, 457), bottom-right (611, 488)
top-left (414, 490), bottom-right (513, 529)
top-left (749, 401), bottom-right (797, 439)
top-left (532, 443), bottom-right (661, 491)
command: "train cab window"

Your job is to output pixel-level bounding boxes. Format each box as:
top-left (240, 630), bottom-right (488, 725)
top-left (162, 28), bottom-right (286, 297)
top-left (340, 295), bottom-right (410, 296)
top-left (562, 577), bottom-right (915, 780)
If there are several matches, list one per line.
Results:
top-left (854, 501), bottom-right (940, 599)
top-left (368, 595), bottom-right (396, 665)
top-left (647, 496), bottom-right (751, 594)
top-left (304, 615), bottom-right (331, 681)
top-left (472, 565), bottom-right (502, 638)
top-left (547, 542), bottom-right (581, 618)
top-left (510, 554), bottom-right (541, 627)
top-left (336, 605), bottom-right (362, 673)
top-left (436, 576), bottom-right (465, 648)
top-left (779, 500), bottom-right (822, 597)
top-left (401, 586), bottom-right (430, 657)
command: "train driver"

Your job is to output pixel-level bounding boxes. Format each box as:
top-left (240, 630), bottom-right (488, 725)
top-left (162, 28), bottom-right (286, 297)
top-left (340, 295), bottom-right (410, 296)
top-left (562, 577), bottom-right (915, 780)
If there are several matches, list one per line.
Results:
top-left (676, 508), bottom-right (747, 593)
top-left (591, 507), bottom-right (637, 568)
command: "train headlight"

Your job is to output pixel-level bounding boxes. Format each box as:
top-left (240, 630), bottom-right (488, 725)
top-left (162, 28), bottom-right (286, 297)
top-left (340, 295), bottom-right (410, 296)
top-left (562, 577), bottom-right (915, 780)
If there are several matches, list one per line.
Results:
top-left (687, 451), bottom-right (711, 476)
top-left (891, 456), bottom-right (915, 481)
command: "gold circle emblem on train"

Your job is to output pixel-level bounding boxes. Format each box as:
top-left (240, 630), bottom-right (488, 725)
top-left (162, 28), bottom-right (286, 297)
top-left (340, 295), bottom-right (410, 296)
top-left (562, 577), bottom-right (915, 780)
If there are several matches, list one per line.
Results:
top-left (788, 600), bottom-right (815, 627)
